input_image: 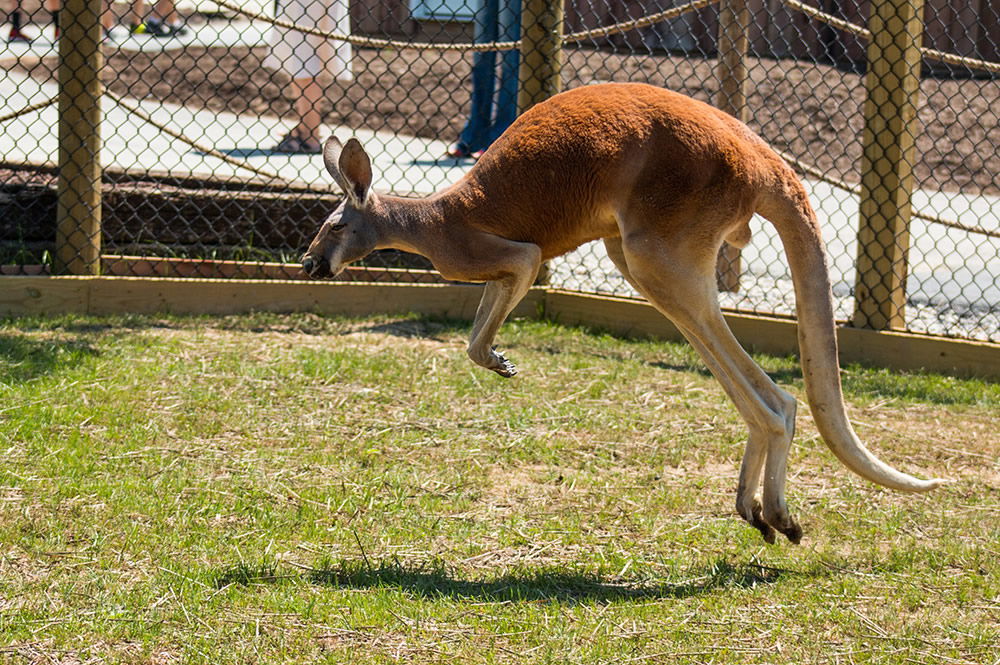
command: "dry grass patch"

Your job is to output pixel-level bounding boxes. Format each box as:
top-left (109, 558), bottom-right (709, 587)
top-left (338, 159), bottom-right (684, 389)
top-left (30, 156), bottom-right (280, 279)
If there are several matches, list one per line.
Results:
top-left (1, 313), bottom-right (997, 664)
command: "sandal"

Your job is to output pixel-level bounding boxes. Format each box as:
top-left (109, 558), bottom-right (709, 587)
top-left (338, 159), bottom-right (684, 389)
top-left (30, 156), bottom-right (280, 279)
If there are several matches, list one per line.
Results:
top-left (273, 133), bottom-right (321, 154)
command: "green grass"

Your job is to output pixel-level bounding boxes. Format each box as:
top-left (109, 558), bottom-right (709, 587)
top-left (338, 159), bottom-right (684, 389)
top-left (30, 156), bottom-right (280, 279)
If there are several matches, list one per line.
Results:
top-left (1, 312), bottom-right (997, 663)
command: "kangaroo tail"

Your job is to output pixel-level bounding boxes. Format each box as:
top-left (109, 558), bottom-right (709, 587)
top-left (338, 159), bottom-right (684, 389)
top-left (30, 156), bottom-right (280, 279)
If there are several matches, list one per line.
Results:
top-left (760, 179), bottom-right (944, 492)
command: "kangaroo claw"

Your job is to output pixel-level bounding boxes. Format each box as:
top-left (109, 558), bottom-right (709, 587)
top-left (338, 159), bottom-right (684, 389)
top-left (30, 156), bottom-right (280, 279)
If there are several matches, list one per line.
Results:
top-left (491, 352), bottom-right (518, 377)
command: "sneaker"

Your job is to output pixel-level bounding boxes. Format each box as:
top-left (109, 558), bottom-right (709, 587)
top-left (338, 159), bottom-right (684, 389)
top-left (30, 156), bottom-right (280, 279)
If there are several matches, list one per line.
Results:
top-left (8, 26), bottom-right (31, 42)
top-left (129, 22), bottom-right (147, 34)
top-left (446, 142), bottom-right (473, 159)
top-left (446, 142), bottom-right (484, 160)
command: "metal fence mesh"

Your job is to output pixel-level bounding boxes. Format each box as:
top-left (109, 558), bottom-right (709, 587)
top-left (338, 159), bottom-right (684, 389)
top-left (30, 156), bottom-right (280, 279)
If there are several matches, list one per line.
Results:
top-left (1, 0), bottom-right (998, 342)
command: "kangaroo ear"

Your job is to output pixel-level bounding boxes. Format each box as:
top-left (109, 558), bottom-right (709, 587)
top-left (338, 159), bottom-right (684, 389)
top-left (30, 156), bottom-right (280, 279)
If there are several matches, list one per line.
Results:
top-left (339, 138), bottom-right (373, 207)
top-left (323, 136), bottom-right (350, 192)
top-left (324, 136), bottom-right (372, 207)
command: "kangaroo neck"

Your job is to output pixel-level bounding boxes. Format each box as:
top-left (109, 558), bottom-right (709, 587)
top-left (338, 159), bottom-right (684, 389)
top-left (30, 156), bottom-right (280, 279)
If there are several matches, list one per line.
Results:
top-left (371, 193), bottom-right (451, 256)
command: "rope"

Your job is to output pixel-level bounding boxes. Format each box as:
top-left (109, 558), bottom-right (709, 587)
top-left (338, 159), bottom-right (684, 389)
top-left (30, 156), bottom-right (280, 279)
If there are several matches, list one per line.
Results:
top-left (921, 46), bottom-right (1000, 75)
top-left (780, 0), bottom-right (1000, 75)
top-left (211, 0), bottom-right (519, 51)
top-left (213, 0), bottom-right (999, 74)
top-left (780, 0), bottom-right (869, 39)
top-left (774, 149), bottom-right (1000, 239)
top-left (210, 0), bottom-right (718, 52)
top-left (563, 0), bottom-right (719, 44)
top-left (104, 89), bottom-right (286, 183)
top-left (0, 95), bottom-right (57, 124)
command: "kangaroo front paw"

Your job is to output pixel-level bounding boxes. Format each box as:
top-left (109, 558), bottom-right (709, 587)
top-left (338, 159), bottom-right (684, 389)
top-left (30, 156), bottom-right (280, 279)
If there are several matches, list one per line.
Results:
top-left (469, 345), bottom-right (518, 377)
top-left (490, 350), bottom-right (518, 377)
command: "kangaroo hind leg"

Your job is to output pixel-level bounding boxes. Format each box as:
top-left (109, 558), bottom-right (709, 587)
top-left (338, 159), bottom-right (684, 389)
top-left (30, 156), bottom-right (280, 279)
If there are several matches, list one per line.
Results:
top-left (620, 231), bottom-right (802, 543)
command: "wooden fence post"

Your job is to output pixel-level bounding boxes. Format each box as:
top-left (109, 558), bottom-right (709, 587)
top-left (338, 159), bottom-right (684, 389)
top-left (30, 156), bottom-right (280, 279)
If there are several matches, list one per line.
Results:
top-left (715, 0), bottom-right (749, 293)
top-left (519, 0), bottom-right (563, 287)
top-left (852, 0), bottom-right (925, 330)
top-left (519, 0), bottom-right (564, 113)
top-left (55, 0), bottom-right (103, 275)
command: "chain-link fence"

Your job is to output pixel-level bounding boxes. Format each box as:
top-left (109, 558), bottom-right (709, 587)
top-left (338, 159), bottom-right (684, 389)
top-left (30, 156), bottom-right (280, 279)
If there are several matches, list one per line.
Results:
top-left (2, 0), bottom-right (998, 343)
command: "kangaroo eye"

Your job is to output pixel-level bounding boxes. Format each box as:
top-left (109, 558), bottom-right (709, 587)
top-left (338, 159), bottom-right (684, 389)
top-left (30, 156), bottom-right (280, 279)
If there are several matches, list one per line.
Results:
top-left (330, 222), bottom-right (347, 232)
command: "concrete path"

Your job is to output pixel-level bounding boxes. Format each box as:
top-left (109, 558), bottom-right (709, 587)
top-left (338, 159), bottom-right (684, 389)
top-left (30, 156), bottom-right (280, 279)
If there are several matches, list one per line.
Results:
top-left (2, 15), bottom-right (997, 328)
top-left (1, 17), bottom-right (469, 193)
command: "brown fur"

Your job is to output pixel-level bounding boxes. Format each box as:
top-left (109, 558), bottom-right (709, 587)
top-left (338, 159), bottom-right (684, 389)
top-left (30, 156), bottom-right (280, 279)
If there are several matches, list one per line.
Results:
top-left (303, 82), bottom-right (942, 544)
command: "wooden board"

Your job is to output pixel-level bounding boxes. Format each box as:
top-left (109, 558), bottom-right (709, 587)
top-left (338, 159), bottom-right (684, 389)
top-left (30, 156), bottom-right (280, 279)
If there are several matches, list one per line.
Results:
top-left (543, 289), bottom-right (1000, 378)
top-left (2, 277), bottom-right (996, 378)
top-left (0, 276), bottom-right (542, 322)
top-left (100, 256), bottom-right (448, 283)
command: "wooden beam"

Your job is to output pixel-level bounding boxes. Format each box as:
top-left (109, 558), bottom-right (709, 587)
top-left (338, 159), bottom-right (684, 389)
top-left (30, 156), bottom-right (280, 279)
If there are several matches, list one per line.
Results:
top-left (2, 279), bottom-right (996, 379)
top-left (853, 0), bottom-right (925, 330)
top-left (55, 0), bottom-right (103, 276)
top-left (0, 276), bottom-right (90, 315)
top-left (714, 0), bottom-right (749, 293)
top-left (99, 256), bottom-right (448, 283)
top-left (543, 290), bottom-right (1000, 379)
top-left (0, 277), bottom-right (543, 322)
top-left (519, 0), bottom-right (564, 113)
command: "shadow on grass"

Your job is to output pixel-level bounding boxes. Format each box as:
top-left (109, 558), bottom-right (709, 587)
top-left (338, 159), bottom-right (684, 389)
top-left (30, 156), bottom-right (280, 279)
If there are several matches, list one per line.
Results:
top-left (0, 333), bottom-right (101, 384)
top-left (214, 557), bottom-right (791, 602)
top-left (354, 317), bottom-right (468, 343)
top-left (353, 315), bottom-right (998, 405)
top-left (310, 558), bottom-right (788, 602)
top-left (354, 316), bottom-right (805, 384)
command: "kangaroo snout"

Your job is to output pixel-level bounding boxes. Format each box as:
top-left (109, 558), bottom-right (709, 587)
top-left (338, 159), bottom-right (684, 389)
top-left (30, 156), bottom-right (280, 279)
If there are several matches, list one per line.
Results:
top-left (301, 254), bottom-right (331, 278)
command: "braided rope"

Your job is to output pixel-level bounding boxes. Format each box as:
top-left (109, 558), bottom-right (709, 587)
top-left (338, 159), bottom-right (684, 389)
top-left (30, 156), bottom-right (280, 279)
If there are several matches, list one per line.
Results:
top-left (210, 0), bottom-right (718, 51)
top-left (563, 0), bottom-right (719, 44)
top-left (921, 45), bottom-right (1000, 75)
top-left (104, 89), bottom-right (285, 183)
top-left (774, 149), bottom-right (1000, 239)
top-left (780, 0), bottom-right (869, 39)
top-left (0, 95), bottom-right (57, 124)
top-left (780, 0), bottom-right (1000, 75)
top-left (211, 0), bottom-right (518, 51)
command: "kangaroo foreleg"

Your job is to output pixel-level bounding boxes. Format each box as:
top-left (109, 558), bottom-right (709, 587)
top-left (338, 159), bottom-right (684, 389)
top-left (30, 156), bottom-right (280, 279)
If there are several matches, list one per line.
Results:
top-left (468, 281), bottom-right (522, 376)
top-left (462, 239), bottom-right (542, 377)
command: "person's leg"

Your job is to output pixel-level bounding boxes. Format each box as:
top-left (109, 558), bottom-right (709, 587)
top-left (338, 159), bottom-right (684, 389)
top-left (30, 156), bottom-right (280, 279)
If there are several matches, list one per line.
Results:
top-left (488, 0), bottom-right (521, 145)
top-left (148, 0), bottom-right (185, 34)
top-left (292, 75), bottom-right (324, 147)
top-left (275, 75), bottom-right (323, 153)
top-left (45, 0), bottom-right (58, 37)
top-left (127, 0), bottom-right (146, 32)
top-left (455, 0), bottom-right (500, 154)
top-left (7, 0), bottom-right (29, 41)
top-left (152, 0), bottom-right (175, 23)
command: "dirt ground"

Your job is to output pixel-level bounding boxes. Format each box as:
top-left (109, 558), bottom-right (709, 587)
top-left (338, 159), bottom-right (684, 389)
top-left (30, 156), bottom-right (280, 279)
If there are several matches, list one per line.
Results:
top-left (8, 38), bottom-right (1000, 195)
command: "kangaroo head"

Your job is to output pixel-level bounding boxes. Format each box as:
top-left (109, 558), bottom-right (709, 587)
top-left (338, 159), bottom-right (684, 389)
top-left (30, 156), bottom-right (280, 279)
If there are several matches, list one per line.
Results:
top-left (302, 136), bottom-right (379, 278)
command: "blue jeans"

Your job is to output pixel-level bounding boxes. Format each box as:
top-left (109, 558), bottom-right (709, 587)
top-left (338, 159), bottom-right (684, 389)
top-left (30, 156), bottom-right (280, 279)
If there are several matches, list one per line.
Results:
top-left (457, 0), bottom-right (521, 153)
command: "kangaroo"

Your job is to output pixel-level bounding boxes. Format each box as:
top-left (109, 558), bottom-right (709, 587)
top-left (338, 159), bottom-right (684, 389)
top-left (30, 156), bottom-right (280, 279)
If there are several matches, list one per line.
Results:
top-left (302, 82), bottom-right (943, 544)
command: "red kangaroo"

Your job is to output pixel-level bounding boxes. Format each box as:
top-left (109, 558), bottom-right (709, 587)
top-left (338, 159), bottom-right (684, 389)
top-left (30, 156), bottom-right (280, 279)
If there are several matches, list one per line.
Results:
top-left (302, 82), bottom-right (943, 544)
